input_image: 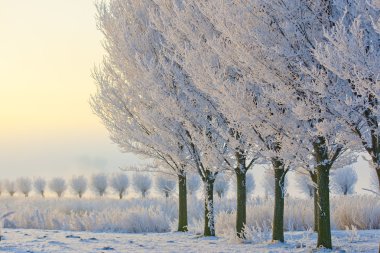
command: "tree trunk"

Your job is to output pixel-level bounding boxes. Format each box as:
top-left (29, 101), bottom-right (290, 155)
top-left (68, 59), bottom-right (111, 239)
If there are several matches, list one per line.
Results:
top-left (119, 192), bottom-right (123, 199)
top-left (314, 137), bottom-right (332, 249)
top-left (203, 178), bottom-right (215, 236)
top-left (316, 164), bottom-right (332, 249)
top-left (272, 159), bottom-right (285, 242)
top-left (313, 187), bottom-right (319, 232)
top-left (376, 167), bottom-right (380, 191)
top-left (177, 173), bottom-right (188, 232)
top-left (309, 172), bottom-right (319, 232)
top-left (236, 169), bottom-right (247, 238)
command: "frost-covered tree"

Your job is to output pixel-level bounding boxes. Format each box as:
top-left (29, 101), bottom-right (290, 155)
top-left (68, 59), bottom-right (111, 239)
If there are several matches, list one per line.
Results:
top-left (93, 0), bottom-right (231, 235)
top-left (0, 181), bottom-right (3, 196)
top-left (133, 173), bottom-right (152, 198)
top-left (49, 177), bottom-right (67, 198)
top-left (312, 1), bottom-right (380, 191)
top-left (33, 178), bottom-right (46, 197)
top-left (331, 166), bottom-right (358, 195)
top-left (187, 173), bottom-right (201, 195)
top-left (214, 174), bottom-right (230, 199)
top-left (110, 173), bottom-right (129, 199)
top-left (70, 175), bottom-right (87, 198)
top-left (246, 173), bottom-right (255, 196)
top-left (155, 175), bottom-right (176, 198)
top-left (91, 173), bottom-right (108, 197)
top-left (296, 173), bottom-right (315, 198)
top-left (16, 177), bottom-right (32, 197)
top-left (5, 180), bottom-right (16, 197)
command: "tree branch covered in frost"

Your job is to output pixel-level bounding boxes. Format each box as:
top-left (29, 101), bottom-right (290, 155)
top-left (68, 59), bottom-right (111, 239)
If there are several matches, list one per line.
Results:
top-left (33, 178), bottom-right (46, 197)
top-left (155, 175), bottom-right (176, 198)
top-left (133, 173), bottom-right (152, 198)
top-left (91, 173), bottom-right (108, 197)
top-left (331, 166), bottom-right (358, 195)
top-left (70, 176), bottom-right (88, 198)
top-left (49, 178), bottom-right (67, 198)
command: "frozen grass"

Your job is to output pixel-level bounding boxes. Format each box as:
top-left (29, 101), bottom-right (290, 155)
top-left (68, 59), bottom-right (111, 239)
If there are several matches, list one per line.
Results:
top-left (0, 195), bottom-right (379, 235)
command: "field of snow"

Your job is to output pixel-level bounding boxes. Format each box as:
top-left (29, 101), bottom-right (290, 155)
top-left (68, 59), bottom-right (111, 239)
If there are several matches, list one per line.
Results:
top-left (0, 228), bottom-right (379, 252)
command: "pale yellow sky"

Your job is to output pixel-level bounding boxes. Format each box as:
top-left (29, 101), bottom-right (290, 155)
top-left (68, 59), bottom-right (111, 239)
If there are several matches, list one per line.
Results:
top-left (0, 0), bottom-right (138, 178)
top-left (0, 1), bottom-right (372, 195)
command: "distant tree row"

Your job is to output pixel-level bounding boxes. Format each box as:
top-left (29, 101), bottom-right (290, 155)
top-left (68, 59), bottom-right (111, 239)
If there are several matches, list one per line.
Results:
top-left (0, 167), bottom-right (358, 199)
top-left (0, 172), bottom-right (190, 199)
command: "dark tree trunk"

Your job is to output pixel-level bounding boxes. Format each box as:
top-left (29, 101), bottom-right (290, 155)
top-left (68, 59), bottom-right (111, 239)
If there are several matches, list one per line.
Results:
top-left (235, 169), bottom-right (247, 238)
top-left (313, 186), bottom-right (319, 232)
top-left (177, 173), bottom-right (188, 232)
top-left (203, 177), bottom-right (215, 236)
top-left (376, 167), bottom-right (380, 191)
top-left (119, 192), bottom-right (123, 199)
top-left (316, 164), bottom-right (332, 249)
top-left (309, 172), bottom-right (319, 232)
top-left (272, 159), bottom-right (286, 242)
top-left (314, 137), bottom-right (332, 249)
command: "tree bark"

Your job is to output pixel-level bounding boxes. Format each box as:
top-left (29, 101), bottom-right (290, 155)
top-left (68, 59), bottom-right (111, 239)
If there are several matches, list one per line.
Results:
top-left (235, 169), bottom-right (247, 238)
top-left (272, 159), bottom-right (285, 242)
top-left (376, 167), bottom-right (380, 191)
top-left (313, 186), bottom-right (319, 232)
top-left (177, 173), bottom-right (188, 232)
top-left (314, 137), bottom-right (332, 249)
top-left (203, 177), bottom-right (215, 236)
top-left (119, 192), bottom-right (123, 199)
top-left (309, 172), bottom-right (319, 232)
top-left (316, 164), bottom-right (332, 249)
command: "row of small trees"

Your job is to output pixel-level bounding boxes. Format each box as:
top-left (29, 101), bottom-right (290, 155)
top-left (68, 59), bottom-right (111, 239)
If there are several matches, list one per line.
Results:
top-left (0, 173), bottom-right (198, 199)
top-left (0, 166), bottom-right (358, 198)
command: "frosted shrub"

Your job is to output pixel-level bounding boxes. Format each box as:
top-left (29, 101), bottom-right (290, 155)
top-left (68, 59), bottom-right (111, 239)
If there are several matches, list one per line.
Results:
top-left (295, 173), bottom-right (314, 198)
top-left (0, 195), bottom-right (378, 233)
top-left (70, 176), bottom-right (87, 198)
top-left (4, 180), bottom-right (16, 197)
top-left (91, 173), bottom-right (108, 197)
top-left (110, 173), bottom-right (129, 199)
top-left (187, 173), bottom-right (201, 195)
top-left (331, 166), bottom-right (357, 195)
top-left (214, 174), bottom-right (230, 199)
top-left (49, 177), bottom-right (67, 198)
top-left (33, 178), bottom-right (46, 197)
top-left (133, 173), bottom-right (152, 198)
top-left (332, 195), bottom-right (380, 230)
top-left (155, 176), bottom-right (176, 198)
top-left (16, 177), bottom-right (32, 197)
top-left (0, 181), bottom-right (3, 196)
top-left (246, 173), bottom-right (255, 196)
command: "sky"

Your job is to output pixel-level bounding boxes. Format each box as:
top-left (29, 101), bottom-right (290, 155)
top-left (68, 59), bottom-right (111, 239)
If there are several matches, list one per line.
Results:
top-left (0, 0), bottom-right (141, 179)
top-left (0, 1), bottom-right (375, 196)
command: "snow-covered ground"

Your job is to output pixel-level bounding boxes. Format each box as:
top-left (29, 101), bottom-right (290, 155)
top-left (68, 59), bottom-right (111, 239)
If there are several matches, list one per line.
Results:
top-left (0, 229), bottom-right (379, 253)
